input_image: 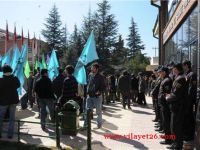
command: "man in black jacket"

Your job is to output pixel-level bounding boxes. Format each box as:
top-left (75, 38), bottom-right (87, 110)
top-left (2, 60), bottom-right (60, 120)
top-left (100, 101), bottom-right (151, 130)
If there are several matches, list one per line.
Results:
top-left (34, 69), bottom-right (55, 130)
top-left (52, 68), bottom-right (66, 99)
top-left (118, 71), bottom-right (131, 109)
top-left (0, 65), bottom-right (20, 139)
top-left (58, 65), bottom-right (78, 107)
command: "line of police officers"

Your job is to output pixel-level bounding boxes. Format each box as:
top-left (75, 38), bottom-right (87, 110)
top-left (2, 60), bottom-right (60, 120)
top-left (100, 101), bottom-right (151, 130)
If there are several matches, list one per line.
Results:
top-left (151, 60), bottom-right (197, 150)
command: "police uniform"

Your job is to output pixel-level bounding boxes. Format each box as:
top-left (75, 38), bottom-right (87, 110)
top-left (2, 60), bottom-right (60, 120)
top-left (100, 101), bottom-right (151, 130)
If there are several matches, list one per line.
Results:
top-left (183, 69), bottom-right (197, 141)
top-left (166, 72), bottom-right (187, 149)
top-left (151, 76), bottom-right (163, 124)
top-left (158, 74), bottom-right (172, 142)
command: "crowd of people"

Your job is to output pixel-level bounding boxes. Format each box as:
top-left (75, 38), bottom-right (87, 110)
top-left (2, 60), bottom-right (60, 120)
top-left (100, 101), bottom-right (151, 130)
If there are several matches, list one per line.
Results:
top-left (0, 60), bottom-right (198, 150)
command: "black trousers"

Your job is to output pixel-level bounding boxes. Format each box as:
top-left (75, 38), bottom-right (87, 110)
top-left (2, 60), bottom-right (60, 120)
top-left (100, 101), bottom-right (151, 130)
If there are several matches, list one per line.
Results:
top-left (170, 107), bottom-right (184, 147)
top-left (161, 105), bottom-right (171, 137)
top-left (154, 99), bottom-right (160, 121)
top-left (138, 92), bottom-right (146, 104)
top-left (183, 108), bottom-right (195, 141)
top-left (121, 91), bottom-right (130, 108)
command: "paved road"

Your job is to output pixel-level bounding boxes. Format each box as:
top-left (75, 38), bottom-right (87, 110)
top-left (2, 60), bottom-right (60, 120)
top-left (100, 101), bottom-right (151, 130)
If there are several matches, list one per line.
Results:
top-left (1, 96), bottom-right (168, 150)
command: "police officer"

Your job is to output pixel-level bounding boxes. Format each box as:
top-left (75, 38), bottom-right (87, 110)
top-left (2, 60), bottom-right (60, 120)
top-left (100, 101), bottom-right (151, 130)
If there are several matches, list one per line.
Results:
top-left (166, 63), bottom-right (187, 150)
top-left (182, 60), bottom-right (197, 142)
top-left (151, 66), bottom-right (163, 132)
top-left (158, 67), bottom-right (172, 145)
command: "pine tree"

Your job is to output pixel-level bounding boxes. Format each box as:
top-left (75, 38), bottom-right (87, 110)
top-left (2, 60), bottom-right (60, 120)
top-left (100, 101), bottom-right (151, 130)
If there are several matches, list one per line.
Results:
top-left (67, 24), bottom-right (84, 65)
top-left (95, 0), bottom-right (118, 70)
top-left (127, 17), bottom-right (145, 58)
top-left (41, 4), bottom-right (63, 58)
top-left (81, 8), bottom-right (93, 43)
top-left (111, 35), bottom-right (127, 71)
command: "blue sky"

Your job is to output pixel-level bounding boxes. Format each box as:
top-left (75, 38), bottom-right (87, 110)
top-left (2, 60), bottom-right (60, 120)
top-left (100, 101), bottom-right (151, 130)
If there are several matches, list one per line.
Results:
top-left (0, 0), bottom-right (158, 57)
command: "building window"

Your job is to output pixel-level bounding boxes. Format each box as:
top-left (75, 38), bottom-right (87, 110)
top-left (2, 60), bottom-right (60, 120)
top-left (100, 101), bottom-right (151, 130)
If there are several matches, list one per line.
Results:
top-left (164, 5), bottom-right (198, 67)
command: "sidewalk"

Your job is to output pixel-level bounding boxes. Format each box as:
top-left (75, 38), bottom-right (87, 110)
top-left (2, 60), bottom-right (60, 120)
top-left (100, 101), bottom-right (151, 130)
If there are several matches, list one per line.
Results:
top-left (0, 96), bottom-right (168, 150)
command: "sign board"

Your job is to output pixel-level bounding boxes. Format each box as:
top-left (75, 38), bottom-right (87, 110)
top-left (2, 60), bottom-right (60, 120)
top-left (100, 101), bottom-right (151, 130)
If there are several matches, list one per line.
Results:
top-left (163, 0), bottom-right (197, 44)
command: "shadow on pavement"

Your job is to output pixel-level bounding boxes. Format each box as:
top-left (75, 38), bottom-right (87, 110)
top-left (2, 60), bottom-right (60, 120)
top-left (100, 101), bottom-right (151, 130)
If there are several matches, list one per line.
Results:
top-left (16, 108), bottom-right (36, 120)
top-left (91, 119), bottom-right (118, 130)
top-left (92, 141), bottom-right (111, 150)
top-left (60, 135), bottom-right (87, 149)
top-left (131, 109), bottom-right (154, 115)
top-left (93, 129), bottom-right (148, 150)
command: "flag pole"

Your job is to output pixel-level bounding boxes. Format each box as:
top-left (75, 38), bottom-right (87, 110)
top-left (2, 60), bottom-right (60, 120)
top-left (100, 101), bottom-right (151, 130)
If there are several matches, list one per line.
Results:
top-left (5, 20), bottom-right (9, 54)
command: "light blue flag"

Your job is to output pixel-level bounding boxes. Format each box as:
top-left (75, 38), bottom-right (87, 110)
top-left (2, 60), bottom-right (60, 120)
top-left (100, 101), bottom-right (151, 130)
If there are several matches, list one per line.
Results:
top-left (11, 45), bottom-right (21, 72)
top-left (39, 61), bottom-right (43, 70)
top-left (0, 72), bottom-right (3, 78)
top-left (74, 31), bottom-right (99, 84)
top-left (1, 48), bottom-right (12, 67)
top-left (14, 42), bottom-right (28, 95)
top-left (0, 55), bottom-right (3, 77)
top-left (48, 49), bottom-right (59, 80)
top-left (74, 61), bottom-right (87, 84)
top-left (78, 30), bottom-right (98, 65)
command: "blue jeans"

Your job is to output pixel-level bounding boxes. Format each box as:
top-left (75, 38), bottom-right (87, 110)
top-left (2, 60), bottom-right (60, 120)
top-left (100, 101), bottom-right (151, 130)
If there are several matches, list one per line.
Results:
top-left (0, 104), bottom-right (16, 137)
top-left (84, 95), bottom-right (102, 127)
top-left (39, 99), bottom-right (55, 127)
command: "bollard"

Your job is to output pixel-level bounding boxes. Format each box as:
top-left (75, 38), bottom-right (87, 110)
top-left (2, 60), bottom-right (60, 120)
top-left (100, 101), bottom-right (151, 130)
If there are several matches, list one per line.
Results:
top-left (17, 120), bottom-right (20, 142)
top-left (55, 111), bottom-right (60, 148)
top-left (87, 109), bottom-right (92, 150)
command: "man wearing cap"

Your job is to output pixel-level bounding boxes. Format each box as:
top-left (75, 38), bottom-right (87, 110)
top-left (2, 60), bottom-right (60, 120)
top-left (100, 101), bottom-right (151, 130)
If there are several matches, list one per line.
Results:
top-left (151, 66), bottom-right (163, 131)
top-left (166, 63), bottom-right (187, 149)
top-left (182, 60), bottom-right (197, 143)
top-left (0, 65), bottom-right (20, 139)
top-left (158, 67), bottom-right (172, 145)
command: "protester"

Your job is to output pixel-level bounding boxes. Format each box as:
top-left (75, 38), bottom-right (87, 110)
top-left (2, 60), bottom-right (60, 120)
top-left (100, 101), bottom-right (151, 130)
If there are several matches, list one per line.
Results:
top-left (27, 71), bottom-right (35, 109)
top-left (108, 75), bottom-right (116, 103)
top-left (0, 65), bottom-right (20, 139)
top-left (33, 67), bottom-right (41, 118)
top-left (130, 74), bottom-right (138, 103)
top-left (34, 69), bottom-right (55, 130)
top-left (52, 68), bottom-right (66, 99)
top-left (58, 65), bottom-right (78, 107)
top-left (118, 71), bottom-right (131, 109)
top-left (83, 63), bottom-right (105, 129)
top-left (138, 72), bottom-right (147, 105)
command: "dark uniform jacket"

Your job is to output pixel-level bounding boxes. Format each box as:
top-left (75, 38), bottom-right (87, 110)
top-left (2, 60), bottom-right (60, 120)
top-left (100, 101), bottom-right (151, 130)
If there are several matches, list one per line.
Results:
top-left (158, 76), bottom-right (172, 107)
top-left (0, 75), bottom-right (20, 105)
top-left (151, 77), bottom-right (162, 99)
top-left (185, 70), bottom-right (197, 106)
top-left (166, 73), bottom-right (187, 112)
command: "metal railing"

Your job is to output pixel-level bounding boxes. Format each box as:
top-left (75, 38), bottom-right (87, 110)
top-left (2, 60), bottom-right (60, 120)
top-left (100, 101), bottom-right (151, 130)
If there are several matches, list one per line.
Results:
top-left (3, 112), bottom-right (61, 148)
top-left (2, 109), bottom-right (92, 149)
